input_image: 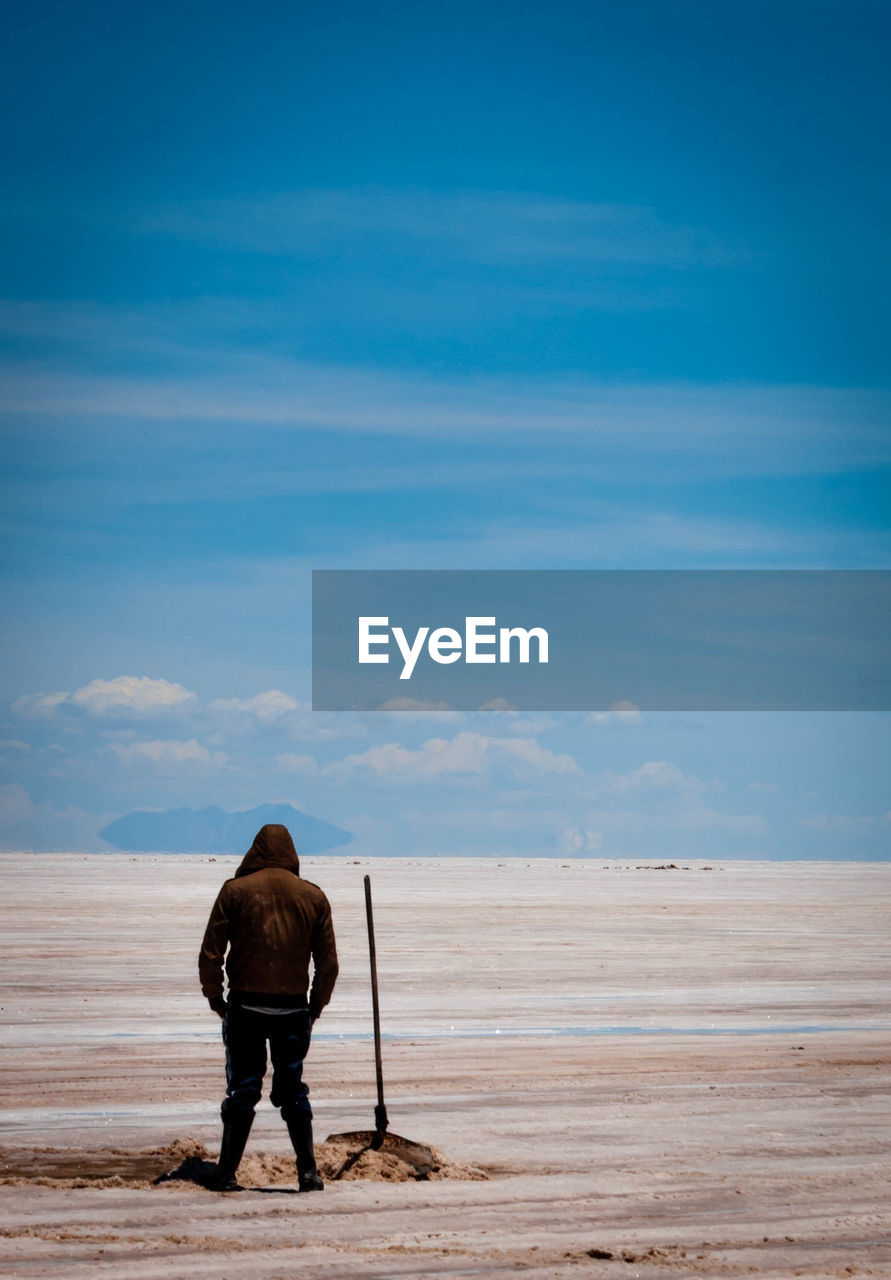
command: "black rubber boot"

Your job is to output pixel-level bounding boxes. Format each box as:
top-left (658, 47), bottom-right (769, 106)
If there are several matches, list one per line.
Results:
top-left (284, 1109), bottom-right (324, 1192)
top-left (208, 1109), bottom-right (254, 1191)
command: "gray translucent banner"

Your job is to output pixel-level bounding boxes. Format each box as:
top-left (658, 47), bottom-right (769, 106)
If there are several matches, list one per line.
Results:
top-left (312, 570), bottom-right (891, 711)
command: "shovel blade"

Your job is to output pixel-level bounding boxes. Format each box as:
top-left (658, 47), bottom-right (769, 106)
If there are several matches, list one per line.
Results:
top-left (325, 1129), bottom-right (436, 1176)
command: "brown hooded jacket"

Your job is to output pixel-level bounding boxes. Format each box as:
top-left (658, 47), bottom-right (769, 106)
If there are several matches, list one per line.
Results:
top-left (198, 824), bottom-right (338, 1017)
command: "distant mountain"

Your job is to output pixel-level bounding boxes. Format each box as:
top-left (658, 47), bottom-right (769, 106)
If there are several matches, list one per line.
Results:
top-left (99, 803), bottom-right (352, 855)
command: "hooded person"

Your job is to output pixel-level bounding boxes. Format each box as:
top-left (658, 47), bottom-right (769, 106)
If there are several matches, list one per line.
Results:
top-left (199, 823), bottom-right (339, 1191)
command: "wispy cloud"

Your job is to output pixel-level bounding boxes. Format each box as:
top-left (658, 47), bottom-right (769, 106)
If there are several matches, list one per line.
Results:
top-left (138, 189), bottom-right (742, 270)
top-left (110, 738), bottom-right (227, 767)
top-left (797, 811), bottom-right (891, 832)
top-left (579, 804), bottom-right (767, 836)
top-left (274, 751), bottom-right (320, 774)
top-left (4, 350), bottom-right (888, 483)
top-left (317, 511), bottom-right (891, 569)
top-left (208, 690), bottom-right (300, 721)
top-left (0, 783), bottom-right (106, 852)
top-left (329, 731), bottom-right (580, 782)
top-left (590, 760), bottom-right (718, 797)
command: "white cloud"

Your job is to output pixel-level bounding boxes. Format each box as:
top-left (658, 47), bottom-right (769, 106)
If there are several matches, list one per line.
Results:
top-left (377, 697), bottom-right (455, 712)
top-left (330, 731), bottom-right (580, 782)
top-left (110, 738), bottom-right (226, 766)
top-left (71, 676), bottom-right (197, 715)
top-left (209, 690), bottom-right (301, 721)
top-left (274, 752), bottom-right (320, 774)
top-left (587, 701), bottom-right (643, 726)
top-left (14, 676), bottom-right (197, 718)
top-left (12, 691), bottom-right (69, 718)
top-left (593, 760), bottom-right (714, 795)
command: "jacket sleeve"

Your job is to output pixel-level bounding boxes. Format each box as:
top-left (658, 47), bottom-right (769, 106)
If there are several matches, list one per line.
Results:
top-left (308, 895), bottom-right (339, 1018)
top-left (198, 886), bottom-right (231, 1001)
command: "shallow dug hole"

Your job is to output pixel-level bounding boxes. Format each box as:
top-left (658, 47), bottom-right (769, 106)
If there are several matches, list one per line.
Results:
top-left (0, 1138), bottom-right (489, 1189)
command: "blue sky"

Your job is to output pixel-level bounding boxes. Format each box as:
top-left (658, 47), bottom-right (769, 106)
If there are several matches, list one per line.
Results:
top-left (1, 0), bottom-right (889, 855)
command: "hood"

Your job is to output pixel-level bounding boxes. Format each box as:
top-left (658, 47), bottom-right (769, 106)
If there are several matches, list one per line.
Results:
top-left (234, 824), bottom-right (300, 878)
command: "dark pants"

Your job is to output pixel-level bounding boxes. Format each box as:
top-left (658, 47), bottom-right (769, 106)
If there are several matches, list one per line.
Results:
top-left (221, 1003), bottom-right (314, 1122)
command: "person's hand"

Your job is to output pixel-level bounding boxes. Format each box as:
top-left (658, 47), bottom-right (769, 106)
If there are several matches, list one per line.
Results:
top-left (208, 995), bottom-right (227, 1019)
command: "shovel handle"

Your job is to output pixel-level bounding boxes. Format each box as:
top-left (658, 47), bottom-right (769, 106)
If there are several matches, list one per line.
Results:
top-left (364, 875), bottom-right (388, 1137)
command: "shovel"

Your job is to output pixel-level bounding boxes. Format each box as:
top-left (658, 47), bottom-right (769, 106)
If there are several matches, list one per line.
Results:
top-left (327, 874), bottom-right (436, 1179)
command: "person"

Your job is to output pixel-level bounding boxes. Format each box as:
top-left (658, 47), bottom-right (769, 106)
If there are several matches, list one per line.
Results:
top-left (198, 823), bottom-right (339, 1191)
